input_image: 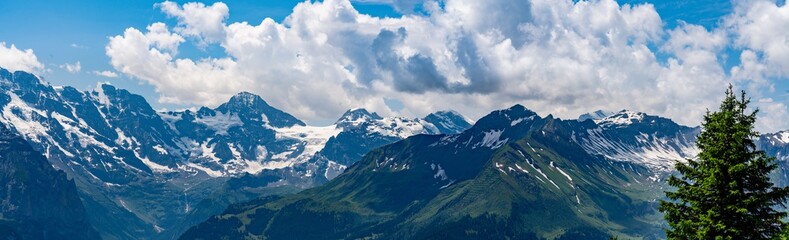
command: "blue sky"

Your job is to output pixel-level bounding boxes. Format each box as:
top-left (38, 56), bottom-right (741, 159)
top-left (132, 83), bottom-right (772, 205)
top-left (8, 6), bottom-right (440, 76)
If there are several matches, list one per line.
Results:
top-left (0, 0), bottom-right (787, 131)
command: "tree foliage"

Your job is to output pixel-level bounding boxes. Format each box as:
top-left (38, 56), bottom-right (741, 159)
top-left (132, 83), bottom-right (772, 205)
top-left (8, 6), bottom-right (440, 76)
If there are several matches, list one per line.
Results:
top-left (659, 86), bottom-right (789, 239)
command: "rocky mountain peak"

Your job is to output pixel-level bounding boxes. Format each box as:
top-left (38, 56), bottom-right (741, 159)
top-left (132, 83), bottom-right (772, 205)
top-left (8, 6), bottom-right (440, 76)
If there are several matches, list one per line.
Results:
top-left (424, 110), bottom-right (471, 134)
top-left (578, 110), bottom-right (614, 122)
top-left (216, 91), bottom-right (305, 127)
top-left (336, 108), bottom-right (383, 125)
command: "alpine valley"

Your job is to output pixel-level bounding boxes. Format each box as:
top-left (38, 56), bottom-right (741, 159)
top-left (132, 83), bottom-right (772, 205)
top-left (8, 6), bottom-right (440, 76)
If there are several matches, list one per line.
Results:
top-left (2, 67), bottom-right (789, 239)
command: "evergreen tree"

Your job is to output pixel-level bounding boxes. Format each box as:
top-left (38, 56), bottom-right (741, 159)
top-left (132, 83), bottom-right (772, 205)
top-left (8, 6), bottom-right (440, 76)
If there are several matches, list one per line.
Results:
top-left (659, 85), bottom-right (789, 239)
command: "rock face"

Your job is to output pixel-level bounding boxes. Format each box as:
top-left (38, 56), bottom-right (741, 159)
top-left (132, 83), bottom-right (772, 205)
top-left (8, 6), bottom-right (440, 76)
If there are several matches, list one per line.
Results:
top-left (181, 105), bottom-right (789, 240)
top-left (0, 67), bottom-right (473, 239)
top-left (0, 124), bottom-right (100, 239)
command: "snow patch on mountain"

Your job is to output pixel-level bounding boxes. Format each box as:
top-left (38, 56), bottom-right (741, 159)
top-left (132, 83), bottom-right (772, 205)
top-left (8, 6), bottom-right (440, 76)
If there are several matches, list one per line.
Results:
top-left (475, 129), bottom-right (508, 149)
top-left (369, 117), bottom-right (436, 139)
top-left (185, 162), bottom-right (223, 177)
top-left (535, 166), bottom-right (560, 190)
top-left (230, 92), bottom-right (258, 106)
top-left (274, 124), bottom-right (341, 162)
top-left (199, 140), bottom-right (221, 163)
top-left (51, 112), bottom-right (113, 153)
top-left (595, 110), bottom-right (645, 127)
top-left (550, 161), bottom-right (575, 189)
top-left (336, 108), bottom-right (382, 126)
top-left (430, 134), bottom-right (461, 147)
top-left (577, 128), bottom-right (698, 171)
top-left (241, 160), bottom-right (276, 174)
top-left (153, 144), bottom-right (168, 155)
top-left (1, 93), bottom-right (50, 143)
top-left (114, 128), bottom-right (135, 147)
top-left (514, 163), bottom-right (529, 174)
top-left (431, 163), bottom-right (448, 180)
top-left (511, 116), bottom-right (534, 126)
top-left (777, 131), bottom-right (789, 144)
top-left (194, 112), bottom-right (242, 135)
top-left (134, 148), bottom-right (175, 173)
top-left (93, 83), bottom-right (113, 107)
top-left (324, 160), bottom-right (346, 179)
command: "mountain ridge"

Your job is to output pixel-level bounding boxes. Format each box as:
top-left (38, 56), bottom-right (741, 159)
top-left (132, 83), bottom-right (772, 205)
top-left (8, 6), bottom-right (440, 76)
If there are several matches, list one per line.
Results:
top-left (181, 104), bottom-right (789, 239)
top-left (180, 105), bottom-right (674, 239)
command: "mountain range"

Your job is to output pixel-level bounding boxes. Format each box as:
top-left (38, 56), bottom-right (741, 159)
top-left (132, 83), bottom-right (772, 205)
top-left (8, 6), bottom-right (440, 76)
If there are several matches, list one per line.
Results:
top-left (0, 67), bottom-right (470, 239)
top-left (181, 106), bottom-right (789, 239)
top-left (1, 66), bottom-right (788, 239)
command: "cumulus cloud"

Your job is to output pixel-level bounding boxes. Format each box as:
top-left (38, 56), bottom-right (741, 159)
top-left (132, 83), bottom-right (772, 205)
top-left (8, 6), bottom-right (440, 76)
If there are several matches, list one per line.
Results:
top-left (105, 0), bottom-right (789, 132)
top-left (724, 0), bottom-right (789, 132)
top-left (0, 42), bottom-right (44, 74)
top-left (157, 1), bottom-right (228, 46)
top-left (755, 98), bottom-right (789, 133)
top-left (60, 61), bottom-right (82, 73)
top-left (92, 70), bottom-right (119, 78)
top-left (727, 0), bottom-right (789, 78)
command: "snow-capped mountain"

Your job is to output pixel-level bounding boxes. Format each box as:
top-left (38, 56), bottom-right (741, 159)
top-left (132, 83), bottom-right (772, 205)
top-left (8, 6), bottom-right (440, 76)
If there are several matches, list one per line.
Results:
top-left (574, 110), bottom-right (700, 173)
top-left (423, 110), bottom-right (473, 134)
top-left (0, 69), bottom-right (169, 185)
top-left (315, 108), bottom-right (471, 179)
top-left (0, 67), bottom-right (468, 180)
top-left (421, 105), bottom-right (700, 174)
top-left (157, 92), bottom-right (313, 177)
top-left (156, 102), bottom-right (470, 179)
top-left (0, 67), bottom-right (472, 239)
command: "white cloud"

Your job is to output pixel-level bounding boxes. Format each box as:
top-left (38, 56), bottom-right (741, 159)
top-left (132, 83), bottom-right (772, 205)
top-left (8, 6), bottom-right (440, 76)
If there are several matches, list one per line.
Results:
top-left (724, 0), bottom-right (789, 132)
top-left (106, 0), bottom-right (789, 132)
top-left (0, 42), bottom-right (44, 74)
top-left (157, 1), bottom-right (228, 46)
top-left (727, 0), bottom-right (789, 78)
top-left (756, 98), bottom-right (789, 133)
top-left (92, 70), bottom-right (119, 78)
top-left (60, 61), bottom-right (82, 73)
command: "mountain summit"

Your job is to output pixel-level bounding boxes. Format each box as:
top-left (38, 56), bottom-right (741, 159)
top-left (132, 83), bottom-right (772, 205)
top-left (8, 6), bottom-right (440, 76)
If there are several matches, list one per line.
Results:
top-left (578, 110), bottom-right (614, 122)
top-left (423, 110), bottom-right (472, 134)
top-left (335, 108), bottom-right (383, 126)
top-left (216, 91), bottom-right (305, 127)
top-left (321, 108), bottom-right (472, 167)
